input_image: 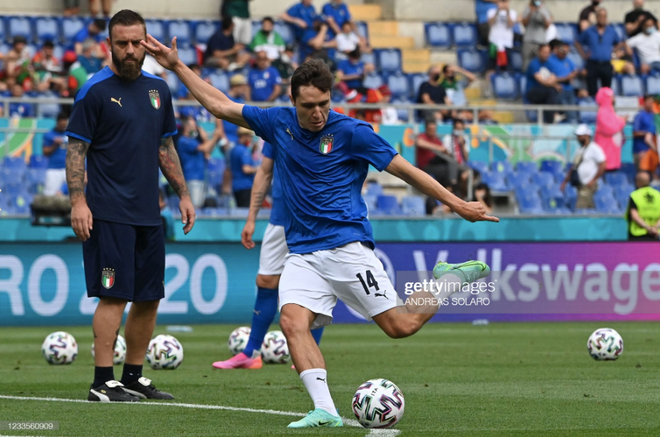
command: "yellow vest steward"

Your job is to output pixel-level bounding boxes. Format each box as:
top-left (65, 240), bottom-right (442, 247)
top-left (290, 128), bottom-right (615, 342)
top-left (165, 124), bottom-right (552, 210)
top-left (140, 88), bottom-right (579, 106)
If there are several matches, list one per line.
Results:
top-left (627, 186), bottom-right (660, 237)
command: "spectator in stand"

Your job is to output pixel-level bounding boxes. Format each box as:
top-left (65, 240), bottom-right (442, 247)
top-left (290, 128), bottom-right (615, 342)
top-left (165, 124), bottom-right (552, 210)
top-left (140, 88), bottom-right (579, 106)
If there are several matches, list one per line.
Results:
top-left (42, 112), bottom-right (70, 196)
top-left (63, 0), bottom-right (80, 16)
top-left (333, 21), bottom-right (370, 56)
top-left (281, 0), bottom-right (328, 56)
top-left (486, 0), bottom-right (517, 78)
top-left (223, 74), bottom-right (250, 146)
top-left (625, 0), bottom-right (658, 38)
top-left (525, 44), bottom-right (560, 124)
top-left (176, 116), bottom-right (222, 208)
top-left (632, 95), bottom-right (657, 169)
top-left (177, 64), bottom-right (213, 121)
top-left (441, 118), bottom-right (472, 197)
top-left (64, 52), bottom-right (88, 97)
top-left (595, 87), bottom-right (627, 171)
top-left (142, 54), bottom-right (166, 79)
top-left (204, 15), bottom-right (251, 70)
top-left (89, 0), bottom-right (112, 17)
top-left (4, 36), bottom-right (31, 84)
top-left (73, 18), bottom-right (106, 55)
top-left (560, 124), bottom-right (606, 209)
top-left (625, 17), bottom-right (660, 74)
top-left (440, 64), bottom-right (476, 107)
top-left (473, 183), bottom-right (493, 214)
top-left (78, 38), bottom-right (104, 75)
top-left (521, 0), bottom-right (553, 72)
top-left (230, 127), bottom-right (258, 208)
top-left (416, 65), bottom-right (451, 122)
top-left (476, 0), bottom-right (499, 47)
top-left (626, 171), bottom-right (660, 240)
top-left (578, 0), bottom-right (601, 33)
top-left (222, 0), bottom-right (252, 46)
top-left (549, 39), bottom-right (578, 123)
top-left (323, 0), bottom-right (362, 43)
top-left (575, 8), bottom-right (631, 97)
top-left (8, 84), bottom-right (34, 118)
top-left (415, 119), bottom-right (451, 186)
top-left (337, 48), bottom-right (371, 92)
top-left (32, 41), bottom-right (65, 93)
top-left (248, 51), bottom-right (283, 102)
top-left (250, 17), bottom-right (286, 61)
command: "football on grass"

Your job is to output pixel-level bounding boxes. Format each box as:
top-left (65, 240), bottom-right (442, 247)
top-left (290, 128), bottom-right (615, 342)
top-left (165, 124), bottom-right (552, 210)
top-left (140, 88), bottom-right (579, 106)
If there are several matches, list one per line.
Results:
top-left (228, 326), bottom-right (251, 356)
top-left (587, 328), bottom-right (623, 361)
top-left (352, 378), bottom-right (405, 428)
top-left (146, 334), bottom-right (184, 369)
top-left (41, 331), bottom-right (78, 365)
top-left (261, 330), bottom-right (290, 364)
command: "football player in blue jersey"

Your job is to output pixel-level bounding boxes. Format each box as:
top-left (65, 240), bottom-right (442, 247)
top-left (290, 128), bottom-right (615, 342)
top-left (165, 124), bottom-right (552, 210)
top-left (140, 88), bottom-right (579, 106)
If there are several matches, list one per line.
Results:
top-left (66, 10), bottom-right (195, 403)
top-left (144, 35), bottom-right (498, 428)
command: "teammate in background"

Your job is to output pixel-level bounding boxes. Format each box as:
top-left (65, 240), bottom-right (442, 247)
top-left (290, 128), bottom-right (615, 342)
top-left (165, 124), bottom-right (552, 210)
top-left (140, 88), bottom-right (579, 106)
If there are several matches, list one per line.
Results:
top-left (42, 112), bottom-right (70, 196)
top-left (230, 127), bottom-right (258, 207)
top-left (213, 141), bottom-right (324, 370)
top-left (143, 35), bottom-right (498, 428)
top-left (66, 10), bottom-right (195, 403)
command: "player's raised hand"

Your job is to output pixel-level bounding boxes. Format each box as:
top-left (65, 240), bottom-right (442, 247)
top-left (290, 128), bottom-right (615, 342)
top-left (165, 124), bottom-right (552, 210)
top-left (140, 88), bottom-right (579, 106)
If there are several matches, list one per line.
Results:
top-left (141, 35), bottom-right (180, 70)
top-left (242, 220), bottom-right (256, 250)
top-left (456, 201), bottom-right (500, 223)
top-left (179, 197), bottom-right (196, 234)
top-left (71, 202), bottom-right (93, 241)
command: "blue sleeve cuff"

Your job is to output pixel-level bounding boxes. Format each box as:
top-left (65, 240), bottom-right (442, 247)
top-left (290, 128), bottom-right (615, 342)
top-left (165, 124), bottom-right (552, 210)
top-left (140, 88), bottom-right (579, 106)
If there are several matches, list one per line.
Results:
top-left (162, 129), bottom-right (178, 138)
top-left (65, 131), bottom-right (92, 143)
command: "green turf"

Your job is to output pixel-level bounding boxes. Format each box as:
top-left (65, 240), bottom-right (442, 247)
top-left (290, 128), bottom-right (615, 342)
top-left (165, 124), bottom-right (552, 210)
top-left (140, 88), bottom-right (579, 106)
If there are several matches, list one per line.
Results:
top-left (1, 322), bottom-right (659, 436)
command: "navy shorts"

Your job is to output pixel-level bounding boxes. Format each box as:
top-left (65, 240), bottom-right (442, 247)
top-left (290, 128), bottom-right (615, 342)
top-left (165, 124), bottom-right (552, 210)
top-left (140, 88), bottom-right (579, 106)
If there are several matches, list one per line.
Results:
top-left (83, 219), bottom-right (165, 302)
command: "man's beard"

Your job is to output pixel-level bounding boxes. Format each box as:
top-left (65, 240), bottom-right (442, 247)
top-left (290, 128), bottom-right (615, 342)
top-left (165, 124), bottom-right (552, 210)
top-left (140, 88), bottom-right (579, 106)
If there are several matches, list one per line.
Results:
top-left (112, 51), bottom-right (144, 81)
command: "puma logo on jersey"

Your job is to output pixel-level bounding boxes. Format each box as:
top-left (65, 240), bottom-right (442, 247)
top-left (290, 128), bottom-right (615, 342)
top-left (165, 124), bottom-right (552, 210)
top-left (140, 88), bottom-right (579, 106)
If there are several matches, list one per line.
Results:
top-left (286, 128), bottom-right (293, 140)
top-left (111, 97), bottom-right (122, 107)
top-left (375, 290), bottom-right (389, 299)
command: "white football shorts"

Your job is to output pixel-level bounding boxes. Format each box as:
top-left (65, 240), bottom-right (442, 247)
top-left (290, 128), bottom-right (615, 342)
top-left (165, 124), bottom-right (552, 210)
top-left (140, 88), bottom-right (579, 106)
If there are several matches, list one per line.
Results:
top-left (257, 224), bottom-right (288, 276)
top-left (279, 242), bottom-right (397, 329)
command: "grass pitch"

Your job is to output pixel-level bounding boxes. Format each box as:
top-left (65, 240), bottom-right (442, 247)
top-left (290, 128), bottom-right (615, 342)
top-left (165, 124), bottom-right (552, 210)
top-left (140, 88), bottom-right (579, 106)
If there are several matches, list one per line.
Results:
top-left (1, 322), bottom-right (660, 436)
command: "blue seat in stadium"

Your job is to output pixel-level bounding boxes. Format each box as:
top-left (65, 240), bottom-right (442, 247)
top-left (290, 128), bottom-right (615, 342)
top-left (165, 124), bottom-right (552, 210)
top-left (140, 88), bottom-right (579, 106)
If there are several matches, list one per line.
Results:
top-left (391, 97), bottom-right (410, 122)
top-left (532, 171), bottom-right (555, 188)
top-left (452, 22), bottom-right (477, 48)
top-left (402, 195), bottom-right (425, 216)
top-left (0, 17), bottom-right (6, 43)
top-left (578, 98), bottom-right (597, 124)
top-left (274, 21), bottom-right (294, 45)
top-left (26, 168), bottom-right (46, 195)
top-left (4, 180), bottom-right (23, 197)
top-left (376, 195), bottom-right (403, 215)
top-left (407, 73), bottom-right (427, 99)
top-left (604, 171), bottom-right (630, 187)
top-left (614, 185), bottom-right (634, 210)
top-left (645, 73), bottom-right (660, 95)
top-left (620, 74), bottom-right (644, 97)
top-left (507, 171), bottom-right (531, 188)
top-left (518, 191), bottom-right (544, 214)
top-left (13, 191), bottom-right (32, 215)
top-left (508, 50), bottom-right (523, 72)
top-left (4, 156), bottom-right (27, 171)
top-left (145, 19), bottom-right (167, 42)
top-left (515, 182), bottom-right (539, 198)
top-left (619, 163), bottom-right (636, 185)
top-left (375, 49), bottom-right (402, 73)
top-left (36, 91), bottom-right (61, 119)
top-left (609, 76), bottom-right (621, 96)
top-left (386, 71), bottom-right (410, 98)
top-left (541, 192), bottom-right (566, 213)
top-left (34, 16), bottom-right (60, 43)
top-left (540, 160), bottom-right (564, 179)
top-left (229, 207), bottom-right (250, 217)
top-left (555, 23), bottom-right (577, 45)
top-left (168, 20), bottom-right (192, 46)
top-left (541, 182), bottom-right (563, 198)
top-left (363, 72), bottom-right (384, 90)
top-left (566, 51), bottom-right (584, 71)
top-left (468, 161), bottom-right (489, 175)
top-left (29, 155), bottom-right (48, 169)
top-left (481, 171), bottom-right (509, 192)
top-left (194, 20), bottom-right (218, 45)
top-left (362, 195), bottom-right (377, 214)
top-left (516, 161), bottom-right (538, 175)
top-left (612, 23), bottom-right (626, 42)
top-left (177, 45), bottom-right (198, 66)
top-left (597, 184), bottom-right (614, 198)
top-left (204, 207), bottom-right (228, 217)
top-left (360, 51), bottom-right (375, 66)
top-left (491, 73), bottom-right (518, 100)
top-left (425, 22), bottom-right (452, 48)
top-left (563, 184), bottom-right (577, 210)
top-left (490, 161), bottom-right (513, 176)
top-left (7, 16), bottom-right (33, 42)
top-left (365, 182), bottom-right (383, 197)
top-left (356, 21), bottom-right (369, 41)
top-left (207, 71), bottom-right (229, 92)
top-left (61, 16), bottom-right (85, 45)
top-left (594, 191), bottom-right (622, 214)
top-left (458, 49), bottom-right (486, 74)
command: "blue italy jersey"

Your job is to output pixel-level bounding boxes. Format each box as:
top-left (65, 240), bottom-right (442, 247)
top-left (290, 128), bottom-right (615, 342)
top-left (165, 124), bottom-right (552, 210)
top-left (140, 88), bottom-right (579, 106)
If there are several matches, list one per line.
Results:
top-left (66, 66), bottom-right (178, 226)
top-left (261, 142), bottom-right (285, 226)
top-left (242, 106), bottom-right (398, 254)
top-left (230, 143), bottom-right (255, 191)
top-left (177, 135), bottom-right (205, 181)
top-left (43, 129), bottom-right (68, 169)
top-left (248, 66), bottom-right (282, 102)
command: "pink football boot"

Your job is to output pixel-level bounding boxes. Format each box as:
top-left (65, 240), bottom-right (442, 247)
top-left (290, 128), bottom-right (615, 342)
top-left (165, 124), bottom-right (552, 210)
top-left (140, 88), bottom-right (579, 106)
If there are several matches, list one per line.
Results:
top-left (212, 353), bottom-right (263, 369)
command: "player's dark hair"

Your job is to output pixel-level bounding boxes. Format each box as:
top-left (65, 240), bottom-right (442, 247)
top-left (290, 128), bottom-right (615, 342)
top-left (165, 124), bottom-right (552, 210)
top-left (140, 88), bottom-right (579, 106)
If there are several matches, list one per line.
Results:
top-left (262, 16), bottom-right (274, 25)
top-left (92, 18), bottom-right (107, 31)
top-left (43, 40), bottom-right (55, 49)
top-left (348, 48), bottom-right (361, 60)
top-left (56, 111), bottom-right (69, 121)
top-left (221, 15), bottom-right (234, 31)
top-left (452, 118), bottom-right (465, 128)
top-left (108, 10), bottom-right (145, 40)
top-left (290, 59), bottom-right (334, 102)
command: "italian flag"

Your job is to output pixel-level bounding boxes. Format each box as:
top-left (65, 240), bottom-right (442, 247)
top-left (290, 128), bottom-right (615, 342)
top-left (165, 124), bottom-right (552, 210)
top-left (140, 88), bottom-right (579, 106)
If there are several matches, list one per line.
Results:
top-left (102, 275), bottom-right (114, 288)
top-left (151, 95), bottom-right (161, 109)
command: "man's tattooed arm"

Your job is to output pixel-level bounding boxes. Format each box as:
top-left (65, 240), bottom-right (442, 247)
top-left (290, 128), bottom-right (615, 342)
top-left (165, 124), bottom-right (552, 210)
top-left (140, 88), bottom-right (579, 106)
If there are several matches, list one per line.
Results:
top-left (66, 138), bottom-right (90, 204)
top-left (159, 136), bottom-right (190, 198)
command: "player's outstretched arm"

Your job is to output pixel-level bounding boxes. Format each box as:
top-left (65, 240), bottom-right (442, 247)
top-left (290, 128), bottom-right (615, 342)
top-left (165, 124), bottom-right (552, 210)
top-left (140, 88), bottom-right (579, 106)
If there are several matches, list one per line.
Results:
top-left (242, 157), bottom-right (274, 250)
top-left (66, 137), bottom-right (93, 241)
top-left (159, 136), bottom-right (196, 234)
top-left (141, 35), bottom-right (249, 128)
top-left (385, 155), bottom-right (499, 223)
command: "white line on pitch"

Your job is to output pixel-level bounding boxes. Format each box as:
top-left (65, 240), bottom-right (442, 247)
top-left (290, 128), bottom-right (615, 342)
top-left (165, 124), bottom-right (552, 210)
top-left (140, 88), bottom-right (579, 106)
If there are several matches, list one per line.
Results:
top-left (0, 395), bottom-right (400, 436)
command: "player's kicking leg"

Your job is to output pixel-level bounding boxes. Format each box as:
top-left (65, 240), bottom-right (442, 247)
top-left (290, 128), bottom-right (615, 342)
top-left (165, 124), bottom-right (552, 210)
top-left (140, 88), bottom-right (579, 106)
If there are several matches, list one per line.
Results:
top-left (213, 224), bottom-right (324, 370)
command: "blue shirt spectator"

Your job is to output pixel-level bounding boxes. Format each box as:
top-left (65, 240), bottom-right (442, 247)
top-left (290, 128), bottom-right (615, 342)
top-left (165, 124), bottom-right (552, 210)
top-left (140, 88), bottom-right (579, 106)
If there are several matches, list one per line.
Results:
top-left (633, 96), bottom-right (656, 154)
top-left (338, 54), bottom-right (365, 90)
top-left (476, 0), bottom-right (498, 24)
top-left (548, 54), bottom-right (576, 91)
top-left (176, 117), bottom-right (220, 208)
top-left (577, 24), bottom-right (621, 62)
top-left (525, 56), bottom-right (555, 94)
top-left (230, 143), bottom-right (255, 192)
top-left (322, 0), bottom-right (352, 38)
top-left (248, 51), bottom-right (282, 102)
top-left (71, 19), bottom-right (106, 51)
top-left (43, 128), bottom-right (68, 169)
top-left (204, 17), bottom-right (236, 64)
top-left (282, 0), bottom-right (320, 43)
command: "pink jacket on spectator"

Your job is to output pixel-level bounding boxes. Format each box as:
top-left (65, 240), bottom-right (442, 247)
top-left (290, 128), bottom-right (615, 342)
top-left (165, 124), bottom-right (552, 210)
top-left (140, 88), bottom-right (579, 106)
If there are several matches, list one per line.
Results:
top-left (594, 87), bottom-right (626, 171)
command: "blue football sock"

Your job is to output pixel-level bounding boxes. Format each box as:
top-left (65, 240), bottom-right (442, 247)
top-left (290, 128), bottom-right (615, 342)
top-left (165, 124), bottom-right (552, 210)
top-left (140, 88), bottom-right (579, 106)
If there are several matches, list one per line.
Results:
top-left (311, 327), bottom-right (324, 345)
top-left (243, 287), bottom-right (278, 358)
